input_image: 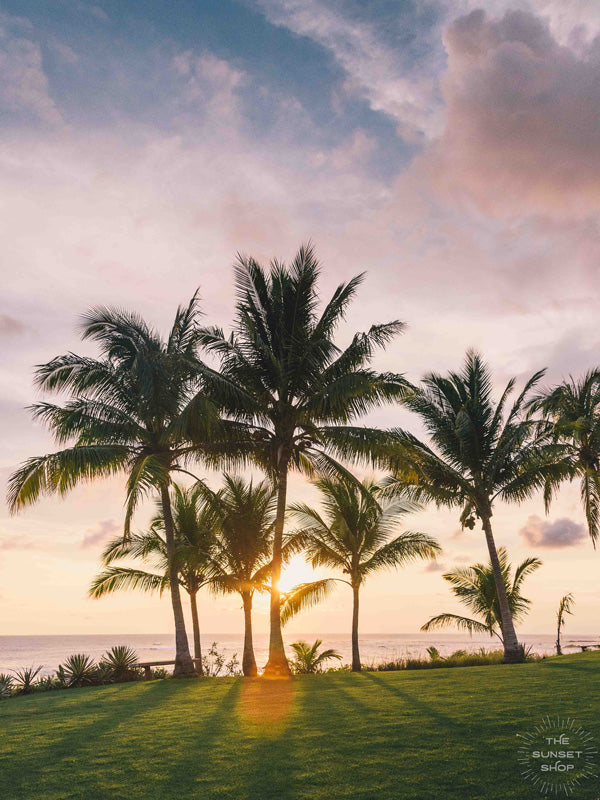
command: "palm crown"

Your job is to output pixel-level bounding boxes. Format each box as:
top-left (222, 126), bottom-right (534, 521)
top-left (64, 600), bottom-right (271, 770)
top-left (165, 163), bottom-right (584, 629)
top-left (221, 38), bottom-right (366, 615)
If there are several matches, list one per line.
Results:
top-left (528, 371), bottom-right (600, 545)
top-left (90, 483), bottom-right (216, 669)
top-left (197, 243), bottom-right (408, 675)
top-left (387, 350), bottom-right (562, 662)
top-left (8, 296), bottom-right (217, 675)
top-left (421, 548), bottom-right (542, 642)
top-left (287, 476), bottom-right (439, 670)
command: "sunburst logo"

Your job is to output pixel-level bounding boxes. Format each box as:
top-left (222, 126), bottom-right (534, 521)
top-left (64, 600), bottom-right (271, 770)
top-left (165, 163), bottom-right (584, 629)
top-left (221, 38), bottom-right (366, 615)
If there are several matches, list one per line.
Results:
top-left (517, 716), bottom-right (598, 796)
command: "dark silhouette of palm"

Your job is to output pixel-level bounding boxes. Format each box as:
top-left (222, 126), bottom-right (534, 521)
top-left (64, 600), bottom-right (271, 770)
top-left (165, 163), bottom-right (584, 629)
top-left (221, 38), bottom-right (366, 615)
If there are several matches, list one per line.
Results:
top-left (286, 477), bottom-right (439, 671)
top-left (198, 244), bottom-right (407, 675)
top-left (90, 483), bottom-right (216, 672)
top-left (422, 548), bottom-right (542, 643)
top-left (8, 297), bottom-right (219, 675)
top-left (529, 371), bottom-right (600, 546)
top-left (387, 351), bottom-right (561, 662)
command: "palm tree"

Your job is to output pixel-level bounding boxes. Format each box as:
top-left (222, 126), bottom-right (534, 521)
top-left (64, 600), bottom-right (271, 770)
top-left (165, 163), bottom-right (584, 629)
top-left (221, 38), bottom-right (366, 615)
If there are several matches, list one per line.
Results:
top-left (387, 351), bottom-right (561, 663)
top-left (289, 640), bottom-right (341, 673)
top-left (199, 474), bottom-right (304, 677)
top-left (556, 593), bottom-right (575, 655)
top-left (90, 484), bottom-right (216, 672)
top-left (198, 244), bottom-right (408, 675)
top-left (421, 548), bottom-right (542, 644)
top-left (8, 297), bottom-right (221, 675)
top-left (528, 372), bottom-right (600, 546)
top-left (285, 477), bottom-right (440, 671)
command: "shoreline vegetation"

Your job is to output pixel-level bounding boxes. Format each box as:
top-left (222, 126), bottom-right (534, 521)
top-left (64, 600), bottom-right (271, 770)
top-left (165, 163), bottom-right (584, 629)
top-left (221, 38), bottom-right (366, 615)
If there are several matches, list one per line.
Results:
top-left (7, 245), bottom-right (599, 679)
top-left (0, 641), bottom-right (554, 701)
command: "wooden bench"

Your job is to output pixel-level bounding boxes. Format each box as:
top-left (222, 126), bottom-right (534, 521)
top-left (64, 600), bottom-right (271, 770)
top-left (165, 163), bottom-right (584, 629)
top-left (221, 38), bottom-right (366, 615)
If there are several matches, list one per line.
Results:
top-left (578, 645), bottom-right (600, 652)
top-left (135, 659), bottom-right (203, 680)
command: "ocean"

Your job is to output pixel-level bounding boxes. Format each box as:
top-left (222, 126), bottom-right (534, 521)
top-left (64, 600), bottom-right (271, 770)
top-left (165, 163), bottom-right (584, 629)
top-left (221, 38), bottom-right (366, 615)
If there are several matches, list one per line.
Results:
top-left (1, 632), bottom-right (597, 676)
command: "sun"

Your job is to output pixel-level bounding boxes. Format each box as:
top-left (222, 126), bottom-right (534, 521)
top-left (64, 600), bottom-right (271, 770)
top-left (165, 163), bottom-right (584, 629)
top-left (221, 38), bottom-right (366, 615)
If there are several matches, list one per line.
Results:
top-left (276, 555), bottom-right (316, 594)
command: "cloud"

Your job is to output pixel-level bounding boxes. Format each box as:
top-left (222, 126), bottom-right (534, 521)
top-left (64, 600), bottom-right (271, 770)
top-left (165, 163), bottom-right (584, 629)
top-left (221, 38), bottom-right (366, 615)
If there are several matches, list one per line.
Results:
top-left (255, 0), bottom-right (445, 141)
top-left (519, 515), bottom-right (587, 548)
top-left (81, 519), bottom-right (120, 549)
top-left (171, 51), bottom-right (247, 126)
top-left (422, 9), bottom-right (600, 219)
top-left (423, 560), bottom-right (446, 573)
top-left (0, 535), bottom-right (37, 550)
top-left (0, 19), bottom-right (62, 123)
top-left (0, 314), bottom-right (26, 336)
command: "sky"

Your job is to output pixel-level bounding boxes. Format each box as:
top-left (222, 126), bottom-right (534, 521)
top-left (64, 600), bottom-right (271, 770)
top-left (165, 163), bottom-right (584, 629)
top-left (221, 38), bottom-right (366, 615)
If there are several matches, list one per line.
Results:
top-left (1, 0), bottom-right (600, 640)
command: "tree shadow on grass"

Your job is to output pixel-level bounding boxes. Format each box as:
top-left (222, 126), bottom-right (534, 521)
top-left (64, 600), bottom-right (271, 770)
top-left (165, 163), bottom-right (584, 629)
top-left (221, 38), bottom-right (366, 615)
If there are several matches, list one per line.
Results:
top-left (152, 679), bottom-right (244, 799)
top-left (0, 680), bottom-right (180, 799)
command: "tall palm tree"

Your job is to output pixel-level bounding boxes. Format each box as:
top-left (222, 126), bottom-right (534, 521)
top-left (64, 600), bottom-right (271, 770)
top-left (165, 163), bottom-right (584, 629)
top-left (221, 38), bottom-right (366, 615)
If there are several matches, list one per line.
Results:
top-left (421, 549), bottom-right (542, 644)
top-left (556, 592), bottom-right (575, 655)
top-left (198, 244), bottom-right (408, 675)
top-left (200, 474), bottom-right (304, 677)
top-left (528, 371), bottom-right (600, 546)
top-left (8, 297), bottom-right (220, 675)
top-left (285, 477), bottom-right (440, 671)
top-left (386, 351), bottom-right (561, 663)
top-left (89, 484), bottom-right (216, 672)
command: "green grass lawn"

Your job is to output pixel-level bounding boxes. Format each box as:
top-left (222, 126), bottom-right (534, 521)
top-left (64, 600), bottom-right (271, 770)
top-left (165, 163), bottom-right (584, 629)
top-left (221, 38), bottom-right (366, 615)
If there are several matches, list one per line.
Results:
top-left (1, 652), bottom-right (599, 800)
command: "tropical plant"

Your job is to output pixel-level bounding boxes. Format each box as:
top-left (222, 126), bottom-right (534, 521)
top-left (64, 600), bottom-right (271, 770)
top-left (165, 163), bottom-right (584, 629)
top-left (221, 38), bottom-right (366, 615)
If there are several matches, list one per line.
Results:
top-left (12, 665), bottom-right (42, 694)
top-left (0, 673), bottom-right (14, 699)
top-left (285, 477), bottom-right (440, 671)
top-left (8, 296), bottom-right (222, 675)
top-left (290, 640), bottom-right (342, 674)
top-left (386, 351), bottom-right (562, 662)
top-left (556, 592), bottom-right (575, 655)
top-left (90, 483), bottom-right (217, 671)
top-left (100, 646), bottom-right (139, 682)
top-left (198, 244), bottom-right (408, 674)
top-left (59, 654), bottom-right (99, 688)
top-left (421, 548), bottom-right (542, 644)
top-left (201, 642), bottom-right (241, 677)
top-left (528, 372), bottom-right (600, 546)
top-left (198, 474), bottom-right (278, 677)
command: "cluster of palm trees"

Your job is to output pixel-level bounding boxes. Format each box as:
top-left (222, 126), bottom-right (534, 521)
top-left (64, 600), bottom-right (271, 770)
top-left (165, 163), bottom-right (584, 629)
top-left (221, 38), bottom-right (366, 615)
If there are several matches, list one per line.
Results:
top-left (8, 244), bottom-right (599, 674)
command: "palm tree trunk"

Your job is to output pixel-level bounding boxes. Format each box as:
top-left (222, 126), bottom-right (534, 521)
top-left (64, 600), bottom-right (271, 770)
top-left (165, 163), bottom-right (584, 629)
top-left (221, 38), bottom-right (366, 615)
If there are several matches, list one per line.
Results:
top-left (242, 591), bottom-right (258, 677)
top-left (189, 589), bottom-right (204, 674)
top-left (160, 482), bottom-right (196, 676)
top-left (263, 460), bottom-right (291, 677)
top-left (481, 515), bottom-right (523, 663)
top-left (351, 583), bottom-right (361, 672)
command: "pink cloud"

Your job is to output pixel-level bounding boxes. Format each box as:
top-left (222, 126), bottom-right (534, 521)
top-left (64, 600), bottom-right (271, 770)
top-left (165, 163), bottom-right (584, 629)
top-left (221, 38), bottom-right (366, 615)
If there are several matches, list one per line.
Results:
top-left (81, 519), bottom-right (120, 549)
top-left (423, 9), bottom-right (600, 219)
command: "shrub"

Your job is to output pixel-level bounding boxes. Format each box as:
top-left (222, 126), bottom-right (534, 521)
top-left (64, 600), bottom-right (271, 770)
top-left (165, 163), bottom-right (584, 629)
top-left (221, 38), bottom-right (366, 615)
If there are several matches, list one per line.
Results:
top-left (100, 646), bottom-right (139, 682)
top-left (201, 643), bottom-right (242, 677)
top-left (0, 673), bottom-right (14, 699)
top-left (12, 666), bottom-right (43, 694)
top-left (374, 649), bottom-right (506, 671)
top-left (151, 667), bottom-right (170, 680)
top-left (290, 640), bottom-right (342, 674)
top-left (59, 654), bottom-right (99, 687)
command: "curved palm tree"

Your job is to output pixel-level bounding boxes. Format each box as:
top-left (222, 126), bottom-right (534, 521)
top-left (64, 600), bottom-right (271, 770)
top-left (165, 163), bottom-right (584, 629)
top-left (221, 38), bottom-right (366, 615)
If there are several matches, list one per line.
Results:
top-left (556, 592), bottom-right (575, 655)
top-left (421, 548), bottom-right (542, 643)
top-left (528, 371), bottom-right (600, 546)
top-left (387, 351), bottom-right (562, 663)
top-left (200, 474), bottom-right (303, 677)
top-left (198, 243), bottom-right (408, 675)
top-left (90, 484), bottom-right (216, 672)
top-left (285, 477), bottom-right (440, 671)
top-left (8, 297), bottom-right (221, 675)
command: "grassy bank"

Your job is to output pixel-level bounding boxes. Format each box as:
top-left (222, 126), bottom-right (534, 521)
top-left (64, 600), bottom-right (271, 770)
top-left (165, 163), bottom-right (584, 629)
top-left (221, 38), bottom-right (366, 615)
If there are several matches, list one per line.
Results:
top-left (1, 652), bottom-right (599, 800)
